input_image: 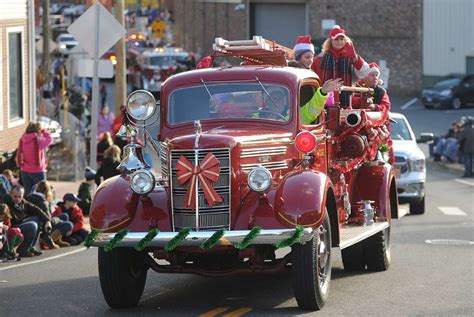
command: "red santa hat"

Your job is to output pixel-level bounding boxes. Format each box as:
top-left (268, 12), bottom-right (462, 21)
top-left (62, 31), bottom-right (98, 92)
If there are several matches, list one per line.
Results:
top-left (330, 25), bottom-right (346, 39)
top-left (368, 62), bottom-right (381, 76)
top-left (293, 35), bottom-right (315, 55)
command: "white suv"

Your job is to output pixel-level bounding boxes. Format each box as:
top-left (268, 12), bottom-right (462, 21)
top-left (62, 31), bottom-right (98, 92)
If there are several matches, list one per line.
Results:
top-left (390, 112), bottom-right (433, 215)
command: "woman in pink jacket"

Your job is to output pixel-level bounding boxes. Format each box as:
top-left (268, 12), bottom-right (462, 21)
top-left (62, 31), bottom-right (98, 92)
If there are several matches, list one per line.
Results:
top-left (16, 122), bottom-right (52, 194)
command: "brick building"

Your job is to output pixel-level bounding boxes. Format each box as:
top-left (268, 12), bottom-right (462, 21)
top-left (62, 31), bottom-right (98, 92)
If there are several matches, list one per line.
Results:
top-left (172, 0), bottom-right (423, 95)
top-left (0, 0), bottom-right (35, 152)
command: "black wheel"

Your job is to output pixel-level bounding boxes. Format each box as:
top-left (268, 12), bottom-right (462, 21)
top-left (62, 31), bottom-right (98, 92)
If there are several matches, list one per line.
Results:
top-left (341, 243), bottom-right (366, 272)
top-left (292, 212), bottom-right (332, 311)
top-left (410, 197), bottom-right (425, 215)
top-left (451, 97), bottom-right (462, 110)
top-left (98, 247), bottom-right (148, 308)
top-left (363, 227), bottom-right (391, 272)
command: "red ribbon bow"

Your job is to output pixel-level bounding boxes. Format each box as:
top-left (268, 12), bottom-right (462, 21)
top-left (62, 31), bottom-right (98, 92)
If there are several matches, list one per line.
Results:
top-left (176, 152), bottom-right (223, 209)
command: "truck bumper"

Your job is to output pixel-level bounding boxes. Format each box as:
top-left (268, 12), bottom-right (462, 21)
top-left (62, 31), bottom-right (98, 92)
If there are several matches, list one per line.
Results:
top-left (91, 228), bottom-right (316, 248)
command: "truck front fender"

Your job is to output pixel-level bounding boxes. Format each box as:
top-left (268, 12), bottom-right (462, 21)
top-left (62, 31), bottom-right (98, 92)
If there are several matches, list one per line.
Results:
top-left (274, 170), bottom-right (331, 228)
top-left (90, 175), bottom-right (171, 232)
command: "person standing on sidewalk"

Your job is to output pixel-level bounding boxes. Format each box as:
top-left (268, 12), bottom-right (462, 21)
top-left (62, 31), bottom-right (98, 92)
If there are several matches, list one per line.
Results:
top-left (458, 118), bottom-right (473, 178)
top-left (16, 122), bottom-right (52, 194)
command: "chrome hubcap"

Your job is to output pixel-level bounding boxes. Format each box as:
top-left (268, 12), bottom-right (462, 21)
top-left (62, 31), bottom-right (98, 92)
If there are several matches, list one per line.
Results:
top-left (318, 226), bottom-right (330, 291)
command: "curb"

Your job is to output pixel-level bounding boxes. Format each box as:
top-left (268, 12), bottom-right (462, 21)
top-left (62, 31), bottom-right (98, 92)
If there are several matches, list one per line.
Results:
top-left (426, 160), bottom-right (464, 175)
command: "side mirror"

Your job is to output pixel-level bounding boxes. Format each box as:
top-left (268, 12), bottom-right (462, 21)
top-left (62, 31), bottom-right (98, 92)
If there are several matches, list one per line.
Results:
top-left (417, 132), bottom-right (435, 144)
top-left (326, 106), bottom-right (340, 130)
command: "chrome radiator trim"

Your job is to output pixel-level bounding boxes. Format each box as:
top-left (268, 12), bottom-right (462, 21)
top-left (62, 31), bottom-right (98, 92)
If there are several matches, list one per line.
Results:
top-left (170, 148), bottom-right (231, 231)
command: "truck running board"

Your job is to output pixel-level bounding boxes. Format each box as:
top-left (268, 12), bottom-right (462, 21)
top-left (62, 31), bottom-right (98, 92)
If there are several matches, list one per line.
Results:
top-left (339, 222), bottom-right (389, 250)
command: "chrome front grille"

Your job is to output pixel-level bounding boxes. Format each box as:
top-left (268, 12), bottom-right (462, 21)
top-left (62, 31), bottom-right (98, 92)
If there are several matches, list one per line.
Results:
top-left (394, 155), bottom-right (408, 174)
top-left (160, 142), bottom-right (168, 178)
top-left (170, 148), bottom-right (231, 231)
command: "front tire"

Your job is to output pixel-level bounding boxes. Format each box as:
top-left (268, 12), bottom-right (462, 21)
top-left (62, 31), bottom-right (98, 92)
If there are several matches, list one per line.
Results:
top-left (292, 212), bottom-right (332, 311)
top-left (98, 247), bottom-right (148, 308)
top-left (410, 197), bottom-right (425, 215)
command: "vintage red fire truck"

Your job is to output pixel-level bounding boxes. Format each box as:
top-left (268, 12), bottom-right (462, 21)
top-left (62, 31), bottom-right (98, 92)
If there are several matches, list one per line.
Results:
top-left (89, 37), bottom-right (398, 311)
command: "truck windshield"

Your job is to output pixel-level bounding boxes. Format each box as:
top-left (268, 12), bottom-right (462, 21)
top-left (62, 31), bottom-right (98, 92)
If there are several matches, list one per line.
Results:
top-left (390, 118), bottom-right (413, 140)
top-left (168, 83), bottom-right (290, 125)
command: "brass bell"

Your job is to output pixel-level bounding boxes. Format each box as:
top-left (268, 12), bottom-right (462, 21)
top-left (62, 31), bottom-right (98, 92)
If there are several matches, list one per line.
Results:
top-left (118, 143), bottom-right (150, 173)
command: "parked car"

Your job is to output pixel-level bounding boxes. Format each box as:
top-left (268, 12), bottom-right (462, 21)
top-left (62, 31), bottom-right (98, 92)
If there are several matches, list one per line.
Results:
top-left (390, 112), bottom-right (433, 214)
top-left (37, 116), bottom-right (62, 146)
top-left (62, 4), bottom-right (86, 17)
top-left (56, 33), bottom-right (78, 54)
top-left (422, 74), bottom-right (474, 109)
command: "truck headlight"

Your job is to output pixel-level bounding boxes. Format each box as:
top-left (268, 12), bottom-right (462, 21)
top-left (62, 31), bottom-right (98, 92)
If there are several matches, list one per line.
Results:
top-left (248, 166), bottom-right (272, 193)
top-left (126, 90), bottom-right (156, 121)
top-left (130, 170), bottom-right (155, 194)
top-left (408, 158), bottom-right (425, 172)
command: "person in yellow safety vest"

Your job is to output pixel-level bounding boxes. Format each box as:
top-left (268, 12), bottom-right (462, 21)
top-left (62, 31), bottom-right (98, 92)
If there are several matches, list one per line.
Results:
top-left (253, 79), bottom-right (342, 124)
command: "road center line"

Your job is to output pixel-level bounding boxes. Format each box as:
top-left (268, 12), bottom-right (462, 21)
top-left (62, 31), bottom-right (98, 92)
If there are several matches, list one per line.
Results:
top-left (455, 178), bottom-right (474, 186)
top-left (438, 207), bottom-right (467, 216)
top-left (0, 247), bottom-right (87, 271)
top-left (223, 307), bottom-right (253, 317)
top-left (199, 307), bottom-right (230, 317)
top-left (400, 97), bottom-right (418, 110)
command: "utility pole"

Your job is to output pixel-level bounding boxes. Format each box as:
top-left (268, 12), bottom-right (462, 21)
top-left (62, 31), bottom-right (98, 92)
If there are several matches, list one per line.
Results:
top-left (42, 0), bottom-right (50, 96)
top-left (114, 0), bottom-right (127, 114)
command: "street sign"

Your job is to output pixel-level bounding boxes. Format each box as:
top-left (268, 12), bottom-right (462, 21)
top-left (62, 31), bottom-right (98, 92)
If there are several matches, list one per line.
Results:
top-left (78, 59), bottom-right (114, 78)
top-left (67, 3), bottom-right (126, 58)
top-left (151, 19), bottom-right (166, 39)
top-left (67, 2), bottom-right (126, 169)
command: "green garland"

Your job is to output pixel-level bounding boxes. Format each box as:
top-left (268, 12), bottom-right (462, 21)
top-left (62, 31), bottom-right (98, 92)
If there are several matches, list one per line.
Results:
top-left (274, 225), bottom-right (304, 249)
top-left (104, 229), bottom-right (129, 252)
top-left (83, 229), bottom-right (101, 248)
top-left (378, 143), bottom-right (389, 153)
top-left (135, 228), bottom-right (159, 251)
top-left (201, 228), bottom-right (225, 250)
top-left (235, 226), bottom-right (262, 250)
top-left (165, 228), bottom-right (191, 251)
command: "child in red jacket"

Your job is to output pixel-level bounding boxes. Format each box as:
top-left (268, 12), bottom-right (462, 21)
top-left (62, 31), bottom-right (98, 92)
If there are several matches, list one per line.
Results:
top-left (52, 193), bottom-right (89, 246)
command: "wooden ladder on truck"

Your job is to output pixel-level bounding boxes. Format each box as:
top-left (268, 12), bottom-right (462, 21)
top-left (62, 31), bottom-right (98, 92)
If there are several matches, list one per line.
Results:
top-left (212, 36), bottom-right (293, 66)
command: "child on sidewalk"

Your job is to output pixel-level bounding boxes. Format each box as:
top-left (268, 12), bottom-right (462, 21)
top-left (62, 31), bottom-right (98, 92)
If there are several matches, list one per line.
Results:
top-left (0, 203), bottom-right (24, 261)
top-left (77, 167), bottom-right (97, 216)
top-left (52, 193), bottom-right (89, 246)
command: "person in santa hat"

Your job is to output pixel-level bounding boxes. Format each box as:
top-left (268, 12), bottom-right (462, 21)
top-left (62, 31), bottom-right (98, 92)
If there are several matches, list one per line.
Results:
top-left (312, 25), bottom-right (370, 107)
top-left (352, 62), bottom-right (394, 164)
top-left (353, 62), bottom-right (390, 112)
top-left (289, 35), bottom-right (342, 122)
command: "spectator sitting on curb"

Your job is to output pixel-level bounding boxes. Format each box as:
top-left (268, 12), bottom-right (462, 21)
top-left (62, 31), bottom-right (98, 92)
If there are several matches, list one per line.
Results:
top-left (0, 203), bottom-right (23, 262)
top-left (53, 193), bottom-right (89, 246)
top-left (3, 185), bottom-right (51, 257)
top-left (95, 145), bottom-right (121, 186)
top-left (432, 121), bottom-right (460, 163)
top-left (25, 180), bottom-right (59, 250)
top-left (77, 167), bottom-right (97, 216)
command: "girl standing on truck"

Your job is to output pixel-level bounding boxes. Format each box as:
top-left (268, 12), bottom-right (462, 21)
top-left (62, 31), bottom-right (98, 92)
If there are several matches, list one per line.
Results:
top-left (312, 25), bottom-right (369, 107)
